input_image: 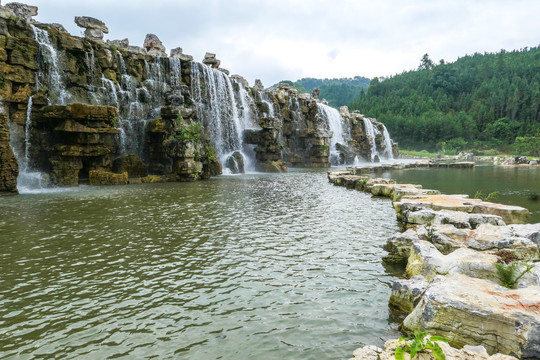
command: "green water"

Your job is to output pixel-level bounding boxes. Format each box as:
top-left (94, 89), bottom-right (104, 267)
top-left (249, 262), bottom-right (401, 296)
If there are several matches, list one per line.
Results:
top-left (380, 165), bottom-right (540, 223)
top-left (0, 170), bottom-right (401, 359)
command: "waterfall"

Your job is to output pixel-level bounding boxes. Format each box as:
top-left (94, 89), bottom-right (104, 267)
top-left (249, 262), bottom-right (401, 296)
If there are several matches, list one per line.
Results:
top-left (261, 92), bottom-right (275, 118)
top-left (317, 103), bottom-right (347, 165)
top-left (32, 25), bottom-right (69, 105)
top-left (12, 97), bottom-right (47, 192)
top-left (363, 118), bottom-right (379, 162)
top-left (362, 118), bottom-right (394, 161)
top-left (13, 25), bottom-right (68, 192)
top-left (97, 53), bottom-right (181, 157)
top-left (169, 58), bottom-right (182, 88)
top-left (381, 126), bottom-right (394, 159)
top-left (190, 62), bottom-right (257, 173)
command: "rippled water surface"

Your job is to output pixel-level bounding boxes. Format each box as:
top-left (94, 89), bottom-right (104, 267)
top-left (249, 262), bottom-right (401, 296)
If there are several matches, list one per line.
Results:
top-left (0, 170), bottom-right (401, 359)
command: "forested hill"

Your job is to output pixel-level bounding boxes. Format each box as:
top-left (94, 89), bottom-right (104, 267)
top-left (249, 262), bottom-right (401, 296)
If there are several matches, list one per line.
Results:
top-left (278, 76), bottom-right (370, 108)
top-left (349, 47), bottom-right (540, 155)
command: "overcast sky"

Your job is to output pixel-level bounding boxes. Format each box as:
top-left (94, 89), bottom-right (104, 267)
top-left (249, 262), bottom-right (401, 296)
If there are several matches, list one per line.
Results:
top-left (23, 0), bottom-right (540, 87)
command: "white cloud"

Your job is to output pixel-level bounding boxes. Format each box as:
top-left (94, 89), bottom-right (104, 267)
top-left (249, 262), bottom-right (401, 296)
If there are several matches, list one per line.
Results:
top-left (23, 0), bottom-right (540, 86)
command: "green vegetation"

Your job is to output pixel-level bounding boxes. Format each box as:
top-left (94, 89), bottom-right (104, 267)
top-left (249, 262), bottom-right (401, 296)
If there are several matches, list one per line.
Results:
top-left (494, 250), bottom-right (534, 289)
top-left (110, 115), bottom-right (118, 128)
top-left (278, 76), bottom-right (370, 108)
top-left (349, 47), bottom-right (540, 154)
top-left (177, 122), bottom-right (201, 142)
top-left (399, 149), bottom-right (437, 158)
top-left (473, 191), bottom-right (500, 202)
top-left (395, 329), bottom-right (448, 360)
top-left (204, 143), bottom-right (217, 162)
top-left (0, 73), bottom-right (6, 90)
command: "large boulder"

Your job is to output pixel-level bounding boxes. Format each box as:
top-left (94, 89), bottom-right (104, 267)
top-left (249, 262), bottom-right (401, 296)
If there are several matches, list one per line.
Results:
top-left (4, 2), bottom-right (38, 21)
top-left (389, 275), bottom-right (428, 314)
top-left (403, 274), bottom-right (540, 358)
top-left (170, 47), bottom-right (193, 61)
top-left (405, 240), bottom-right (500, 281)
top-left (112, 154), bottom-right (147, 178)
top-left (384, 222), bottom-right (540, 264)
top-left (74, 16), bottom-right (108, 41)
top-left (401, 208), bottom-right (506, 229)
top-left (202, 52), bottom-right (220, 68)
top-left (394, 194), bottom-right (531, 224)
top-left (225, 151), bottom-right (245, 174)
top-left (89, 170), bottom-right (128, 185)
top-left (143, 34), bottom-right (166, 57)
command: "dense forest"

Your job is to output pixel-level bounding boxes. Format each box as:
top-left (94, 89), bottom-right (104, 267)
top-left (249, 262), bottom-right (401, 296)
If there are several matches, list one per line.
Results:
top-left (349, 47), bottom-right (540, 155)
top-left (278, 76), bottom-right (370, 108)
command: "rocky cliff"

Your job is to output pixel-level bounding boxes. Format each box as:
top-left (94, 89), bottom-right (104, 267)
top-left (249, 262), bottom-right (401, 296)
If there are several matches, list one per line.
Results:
top-left (0, 2), bottom-right (397, 193)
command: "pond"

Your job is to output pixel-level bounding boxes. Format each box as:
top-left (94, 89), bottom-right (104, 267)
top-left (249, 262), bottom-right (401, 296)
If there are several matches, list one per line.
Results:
top-left (0, 169), bottom-right (402, 359)
top-left (380, 164), bottom-right (540, 223)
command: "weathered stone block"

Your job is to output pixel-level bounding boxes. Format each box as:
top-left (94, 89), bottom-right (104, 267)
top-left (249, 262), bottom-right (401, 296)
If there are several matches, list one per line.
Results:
top-left (403, 274), bottom-right (540, 358)
top-left (89, 170), bottom-right (128, 185)
top-left (112, 154), bottom-right (147, 178)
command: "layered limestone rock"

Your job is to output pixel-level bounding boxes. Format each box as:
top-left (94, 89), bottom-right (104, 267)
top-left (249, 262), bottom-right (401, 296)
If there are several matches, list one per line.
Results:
top-left (383, 222), bottom-right (539, 264)
top-left (4, 2), bottom-right (38, 21)
top-left (144, 33), bottom-right (166, 57)
top-left (0, 4), bottom-right (397, 191)
top-left (403, 274), bottom-right (540, 358)
top-left (394, 194), bottom-right (532, 224)
top-left (89, 169), bottom-right (127, 185)
top-left (112, 154), bottom-right (147, 178)
top-left (170, 47), bottom-right (193, 61)
top-left (32, 103), bottom-right (120, 186)
top-left (0, 109), bottom-right (18, 193)
top-left (74, 16), bottom-right (108, 41)
top-left (202, 52), bottom-right (220, 68)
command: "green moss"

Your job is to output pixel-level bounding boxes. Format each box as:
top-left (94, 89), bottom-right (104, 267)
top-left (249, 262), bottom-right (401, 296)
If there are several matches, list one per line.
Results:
top-left (0, 74), bottom-right (6, 90)
top-left (110, 115), bottom-right (118, 128)
top-left (204, 143), bottom-right (217, 162)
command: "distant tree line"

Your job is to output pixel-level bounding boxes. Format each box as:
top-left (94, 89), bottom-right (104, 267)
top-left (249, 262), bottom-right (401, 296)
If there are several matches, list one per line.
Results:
top-left (348, 47), bottom-right (540, 155)
top-left (278, 76), bottom-right (371, 108)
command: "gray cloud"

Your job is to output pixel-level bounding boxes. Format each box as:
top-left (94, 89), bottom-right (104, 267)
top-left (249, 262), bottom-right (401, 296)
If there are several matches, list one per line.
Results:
top-left (25, 0), bottom-right (540, 86)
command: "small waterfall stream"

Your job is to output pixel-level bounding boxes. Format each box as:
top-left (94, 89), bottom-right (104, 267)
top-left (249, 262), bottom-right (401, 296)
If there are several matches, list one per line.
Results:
top-left (12, 25), bottom-right (67, 192)
top-left (190, 62), bottom-right (258, 173)
top-left (317, 103), bottom-right (347, 165)
top-left (362, 118), bottom-right (394, 161)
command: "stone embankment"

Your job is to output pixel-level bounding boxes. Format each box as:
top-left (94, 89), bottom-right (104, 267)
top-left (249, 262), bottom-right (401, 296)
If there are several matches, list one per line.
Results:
top-left (330, 163), bottom-right (539, 360)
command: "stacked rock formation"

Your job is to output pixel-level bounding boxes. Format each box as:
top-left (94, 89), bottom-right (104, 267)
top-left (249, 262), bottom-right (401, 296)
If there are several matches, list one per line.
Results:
top-left (74, 16), bottom-right (108, 42)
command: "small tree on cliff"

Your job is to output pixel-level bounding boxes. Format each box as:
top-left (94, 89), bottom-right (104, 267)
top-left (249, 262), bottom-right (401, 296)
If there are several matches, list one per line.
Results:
top-left (418, 53), bottom-right (435, 70)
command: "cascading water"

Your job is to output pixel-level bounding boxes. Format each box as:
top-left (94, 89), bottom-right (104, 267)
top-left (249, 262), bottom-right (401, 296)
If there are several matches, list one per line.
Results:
top-left (190, 62), bottom-right (258, 173)
top-left (261, 92), bottom-right (276, 118)
top-left (363, 118), bottom-right (378, 162)
top-left (32, 25), bottom-right (70, 105)
top-left (95, 52), bottom-right (181, 157)
top-left (13, 25), bottom-right (70, 192)
top-left (362, 118), bottom-right (394, 161)
top-left (381, 126), bottom-right (394, 159)
top-left (11, 97), bottom-right (48, 191)
top-left (317, 103), bottom-right (347, 165)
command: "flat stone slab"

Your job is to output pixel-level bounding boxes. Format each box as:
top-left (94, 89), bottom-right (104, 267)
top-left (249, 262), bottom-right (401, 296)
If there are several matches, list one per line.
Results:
top-left (384, 222), bottom-right (540, 263)
top-left (395, 194), bottom-right (531, 224)
top-left (403, 274), bottom-right (540, 358)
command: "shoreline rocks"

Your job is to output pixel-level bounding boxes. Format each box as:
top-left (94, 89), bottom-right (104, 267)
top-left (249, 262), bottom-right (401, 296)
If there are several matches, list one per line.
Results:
top-left (336, 162), bottom-right (540, 359)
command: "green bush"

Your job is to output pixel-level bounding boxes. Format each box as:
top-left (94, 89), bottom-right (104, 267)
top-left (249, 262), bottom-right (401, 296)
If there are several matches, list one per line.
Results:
top-left (513, 136), bottom-right (540, 157)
